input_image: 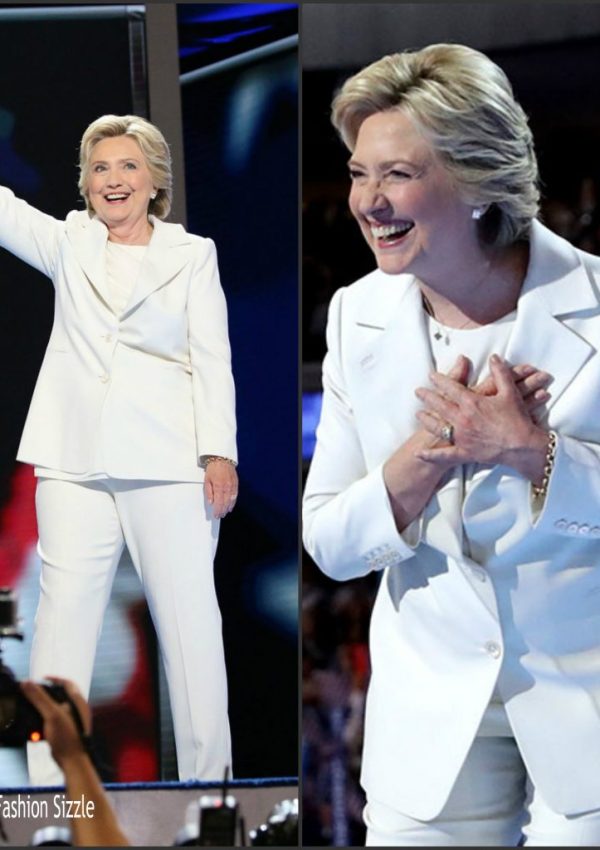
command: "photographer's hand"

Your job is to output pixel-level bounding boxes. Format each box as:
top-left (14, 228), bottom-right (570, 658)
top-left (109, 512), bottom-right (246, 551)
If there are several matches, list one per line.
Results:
top-left (21, 679), bottom-right (130, 847)
top-left (21, 678), bottom-right (90, 768)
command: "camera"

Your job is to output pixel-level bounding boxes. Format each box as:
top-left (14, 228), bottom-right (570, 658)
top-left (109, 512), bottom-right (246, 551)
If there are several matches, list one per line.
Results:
top-left (197, 794), bottom-right (238, 846)
top-left (0, 587), bottom-right (82, 746)
top-left (249, 798), bottom-right (298, 846)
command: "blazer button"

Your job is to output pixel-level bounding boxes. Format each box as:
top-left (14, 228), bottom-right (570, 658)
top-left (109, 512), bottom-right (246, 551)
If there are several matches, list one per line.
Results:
top-left (591, 527), bottom-right (600, 538)
top-left (578, 524), bottom-right (591, 535)
top-left (568, 522), bottom-right (579, 534)
top-left (554, 519), bottom-right (568, 530)
top-left (484, 641), bottom-right (502, 659)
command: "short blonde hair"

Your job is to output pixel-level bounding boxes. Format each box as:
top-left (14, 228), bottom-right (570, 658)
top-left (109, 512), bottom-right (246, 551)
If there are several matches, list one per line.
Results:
top-left (332, 44), bottom-right (539, 247)
top-left (78, 114), bottom-right (172, 220)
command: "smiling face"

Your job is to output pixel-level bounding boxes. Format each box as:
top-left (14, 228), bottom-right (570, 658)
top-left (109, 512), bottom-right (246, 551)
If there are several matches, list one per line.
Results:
top-left (348, 109), bottom-right (478, 282)
top-left (86, 135), bottom-right (156, 236)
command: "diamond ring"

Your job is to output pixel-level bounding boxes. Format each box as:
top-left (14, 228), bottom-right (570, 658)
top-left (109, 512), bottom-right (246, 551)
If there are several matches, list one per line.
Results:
top-left (441, 423), bottom-right (454, 444)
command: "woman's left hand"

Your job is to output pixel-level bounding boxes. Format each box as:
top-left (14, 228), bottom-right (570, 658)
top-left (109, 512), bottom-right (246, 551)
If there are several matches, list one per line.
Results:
top-left (414, 354), bottom-right (549, 483)
top-left (204, 460), bottom-right (238, 519)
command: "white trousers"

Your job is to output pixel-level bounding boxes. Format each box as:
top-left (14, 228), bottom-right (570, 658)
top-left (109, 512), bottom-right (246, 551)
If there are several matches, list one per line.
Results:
top-left (28, 477), bottom-right (231, 785)
top-left (364, 733), bottom-right (600, 846)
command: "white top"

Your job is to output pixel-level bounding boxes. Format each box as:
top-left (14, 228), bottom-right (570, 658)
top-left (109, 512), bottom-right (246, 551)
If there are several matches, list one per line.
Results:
top-left (105, 242), bottom-right (147, 317)
top-left (427, 310), bottom-right (518, 735)
top-left (35, 243), bottom-right (147, 481)
top-left (426, 310), bottom-right (516, 385)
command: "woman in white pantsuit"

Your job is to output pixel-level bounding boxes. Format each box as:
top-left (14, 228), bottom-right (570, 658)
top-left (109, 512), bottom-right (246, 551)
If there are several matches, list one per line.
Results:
top-left (0, 114), bottom-right (238, 784)
top-left (303, 46), bottom-right (600, 845)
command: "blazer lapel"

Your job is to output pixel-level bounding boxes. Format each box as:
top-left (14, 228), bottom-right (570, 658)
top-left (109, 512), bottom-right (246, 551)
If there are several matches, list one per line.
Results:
top-left (349, 273), bottom-right (465, 559)
top-left (464, 221), bottom-right (597, 513)
top-left (66, 212), bottom-right (195, 314)
top-left (122, 216), bottom-right (193, 315)
top-left (66, 211), bottom-right (112, 307)
top-left (352, 276), bottom-right (432, 455)
top-left (505, 220), bottom-right (596, 413)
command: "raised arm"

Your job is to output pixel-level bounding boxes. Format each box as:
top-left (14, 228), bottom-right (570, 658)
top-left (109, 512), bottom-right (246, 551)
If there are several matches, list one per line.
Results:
top-left (0, 186), bottom-right (63, 278)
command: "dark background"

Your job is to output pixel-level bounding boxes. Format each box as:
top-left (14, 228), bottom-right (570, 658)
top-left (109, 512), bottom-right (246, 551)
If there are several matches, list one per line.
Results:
top-left (178, 2), bottom-right (298, 778)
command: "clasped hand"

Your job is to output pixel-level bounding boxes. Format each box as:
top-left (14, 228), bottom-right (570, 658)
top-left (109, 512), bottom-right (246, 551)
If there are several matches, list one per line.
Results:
top-left (414, 353), bottom-right (551, 470)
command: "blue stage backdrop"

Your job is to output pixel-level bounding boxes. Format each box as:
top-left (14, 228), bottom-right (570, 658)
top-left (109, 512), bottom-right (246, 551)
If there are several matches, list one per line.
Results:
top-left (177, 2), bottom-right (298, 779)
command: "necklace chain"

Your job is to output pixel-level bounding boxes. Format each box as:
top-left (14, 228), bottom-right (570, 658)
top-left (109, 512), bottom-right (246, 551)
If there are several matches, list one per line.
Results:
top-left (422, 293), bottom-right (480, 344)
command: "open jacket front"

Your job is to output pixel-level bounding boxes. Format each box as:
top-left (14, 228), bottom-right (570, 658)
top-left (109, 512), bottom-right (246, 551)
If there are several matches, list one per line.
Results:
top-left (303, 220), bottom-right (600, 819)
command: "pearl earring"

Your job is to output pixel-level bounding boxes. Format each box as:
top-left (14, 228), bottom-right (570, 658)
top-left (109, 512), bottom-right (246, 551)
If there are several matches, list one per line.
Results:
top-left (472, 207), bottom-right (484, 220)
top-left (150, 191), bottom-right (157, 200)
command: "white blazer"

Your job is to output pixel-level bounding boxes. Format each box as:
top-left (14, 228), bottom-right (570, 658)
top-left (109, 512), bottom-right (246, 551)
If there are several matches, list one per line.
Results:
top-left (303, 220), bottom-right (600, 819)
top-left (0, 187), bottom-right (237, 481)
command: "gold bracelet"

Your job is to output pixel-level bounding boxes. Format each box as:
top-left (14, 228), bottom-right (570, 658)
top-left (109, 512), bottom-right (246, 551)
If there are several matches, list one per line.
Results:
top-left (201, 455), bottom-right (237, 469)
top-left (532, 430), bottom-right (557, 500)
